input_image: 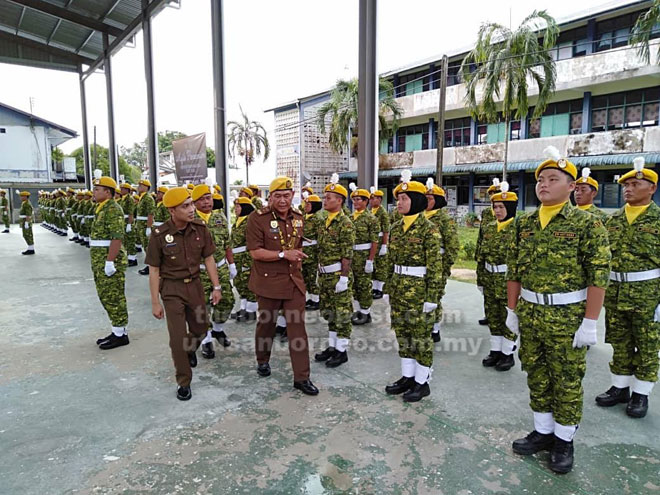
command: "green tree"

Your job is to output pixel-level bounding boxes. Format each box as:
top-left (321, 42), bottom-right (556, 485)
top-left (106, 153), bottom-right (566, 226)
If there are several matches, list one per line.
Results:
top-left (227, 107), bottom-right (270, 184)
top-left (51, 146), bottom-right (64, 165)
top-left (460, 10), bottom-right (559, 180)
top-left (631, 0), bottom-right (660, 64)
top-left (232, 179), bottom-right (244, 185)
top-left (121, 130), bottom-right (216, 170)
top-left (316, 78), bottom-right (402, 156)
top-left (119, 141), bottom-right (147, 169)
top-left (71, 145), bottom-right (141, 184)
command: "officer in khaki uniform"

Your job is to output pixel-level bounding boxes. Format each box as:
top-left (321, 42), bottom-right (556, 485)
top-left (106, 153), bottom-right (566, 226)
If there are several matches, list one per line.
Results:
top-left (574, 168), bottom-right (608, 221)
top-left (245, 177), bottom-right (318, 395)
top-left (596, 157), bottom-right (659, 418)
top-left (369, 188), bottom-right (389, 298)
top-left (146, 187), bottom-right (222, 401)
top-left (506, 146), bottom-right (611, 474)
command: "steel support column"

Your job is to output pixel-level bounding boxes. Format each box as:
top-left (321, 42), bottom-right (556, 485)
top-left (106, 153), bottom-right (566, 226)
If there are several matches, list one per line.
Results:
top-left (211, 0), bottom-right (229, 218)
top-left (103, 32), bottom-right (118, 180)
top-left (78, 65), bottom-right (91, 188)
top-left (143, 0), bottom-right (158, 189)
top-left (357, 0), bottom-right (378, 189)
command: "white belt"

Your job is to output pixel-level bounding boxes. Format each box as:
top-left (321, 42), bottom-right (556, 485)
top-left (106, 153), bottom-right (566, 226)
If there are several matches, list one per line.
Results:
top-left (199, 259), bottom-right (228, 270)
top-left (89, 239), bottom-right (112, 247)
top-left (609, 269), bottom-right (660, 283)
top-left (19, 215), bottom-right (27, 218)
top-left (303, 240), bottom-right (317, 247)
top-left (353, 243), bottom-right (372, 251)
top-left (123, 215), bottom-right (129, 219)
top-left (440, 248), bottom-right (446, 254)
top-left (86, 215), bottom-right (95, 219)
top-left (318, 262), bottom-right (342, 274)
top-left (393, 264), bottom-right (427, 277)
top-left (233, 246), bottom-right (246, 254)
top-left (485, 262), bottom-right (507, 274)
top-left (521, 287), bottom-right (587, 306)
top-left (378, 232), bottom-right (383, 237)
top-left (136, 216), bottom-right (148, 221)
top-left (153, 221), bottom-right (163, 226)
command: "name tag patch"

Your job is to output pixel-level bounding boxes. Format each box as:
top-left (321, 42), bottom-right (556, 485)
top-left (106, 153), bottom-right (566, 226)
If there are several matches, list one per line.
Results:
top-left (553, 231), bottom-right (576, 238)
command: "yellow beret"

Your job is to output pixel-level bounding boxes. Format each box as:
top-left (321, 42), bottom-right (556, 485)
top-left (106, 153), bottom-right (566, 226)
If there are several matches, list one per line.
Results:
top-left (426, 185), bottom-right (445, 197)
top-left (157, 186), bottom-right (169, 194)
top-left (350, 188), bottom-right (371, 199)
top-left (491, 191), bottom-right (518, 202)
top-left (213, 192), bottom-right (224, 201)
top-left (120, 183), bottom-right (133, 191)
top-left (302, 185), bottom-right (313, 194)
top-left (115, 187), bottom-right (121, 194)
top-left (307, 194), bottom-right (321, 202)
top-left (163, 187), bottom-right (190, 208)
top-left (536, 147), bottom-right (577, 180)
top-left (93, 176), bottom-right (118, 189)
top-left (66, 187), bottom-right (75, 193)
top-left (76, 190), bottom-right (84, 195)
top-left (618, 157), bottom-right (658, 185)
top-left (393, 181), bottom-right (426, 197)
top-left (192, 184), bottom-right (212, 201)
top-left (324, 182), bottom-right (348, 198)
top-left (186, 183), bottom-right (195, 191)
top-left (19, 190), bottom-right (30, 197)
top-left (213, 184), bottom-right (222, 193)
top-left (248, 184), bottom-right (260, 193)
top-left (235, 196), bottom-right (253, 205)
top-left (575, 176), bottom-right (599, 191)
top-left (370, 190), bottom-right (384, 198)
top-left (85, 190), bottom-right (93, 197)
top-left (487, 184), bottom-right (501, 194)
top-left (240, 186), bottom-right (254, 197)
top-left (138, 179), bottom-right (151, 188)
top-left (269, 176), bottom-right (294, 192)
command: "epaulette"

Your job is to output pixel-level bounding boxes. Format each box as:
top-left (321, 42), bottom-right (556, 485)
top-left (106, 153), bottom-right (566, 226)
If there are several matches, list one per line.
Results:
top-left (257, 206), bottom-right (271, 215)
top-left (152, 223), bottom-right (172, 236)
top-left (191, 218), bottom-right (206, 226)
top-left (292, 208), bottom-right (303, 217)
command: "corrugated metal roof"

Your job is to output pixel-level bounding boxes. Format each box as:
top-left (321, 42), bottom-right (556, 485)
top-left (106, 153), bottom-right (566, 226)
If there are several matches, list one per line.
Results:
top-left (338, 152), bottom-right (660, 179)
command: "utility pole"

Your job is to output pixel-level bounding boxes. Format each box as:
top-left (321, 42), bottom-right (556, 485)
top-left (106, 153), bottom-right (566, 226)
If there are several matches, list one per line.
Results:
top-left (435, 55), bottom-right (448, 185)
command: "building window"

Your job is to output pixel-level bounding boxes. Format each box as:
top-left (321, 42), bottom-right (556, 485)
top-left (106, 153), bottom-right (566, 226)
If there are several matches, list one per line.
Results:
top-left (396, 70), bottom-right (430, 97)
top-left (527, 99), bottom-right (583, 138)
top-left (476, 124), bottom-right (488, 145)
top-left (0, 128), bottom-right (5, 134)
top-left (594, 12), bottom-right (643, 52)
top-left (478, 114), bottom-right (520, 144)
top-left (397, 124), bottom-right (428, 152)
top-left (442, 117), bottom-right (471, 147)
top-left (591, 88), bottom-right (660, 132)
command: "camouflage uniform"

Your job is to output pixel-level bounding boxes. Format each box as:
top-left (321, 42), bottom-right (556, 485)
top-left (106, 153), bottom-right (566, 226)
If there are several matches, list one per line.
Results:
top-left (1, 194), bottom-right (9, 230)
top-left (153, 201), bottom-right (170, 226)
top-left (91, 199), bottom-right (128, 327)
top-left (302, 210), bottom-right (322, 299)
top-left (476, 207), bottom-right (496, 279)
top-left (507, 203), bottom-right (611, 426)
top-left (317, 211), bottom-right (355, 339)
top-left (371, 205), bottom-right (390, 291)
top-left (136, 192), bottom-right (156, 251)
top-left (19, 200), bottom-right (34, 247)
top-left (581, 204), bottom-right (609, 222)
top-left (55, 194), bottom-right (67, 234)
top-left (251, 197), bottom-right (264, 210)
top-left (65, 194), bottom-right (76, 232)
top-left (231, 216), bottom-right (256, 305)
top-left (351, 209), bottom-right (379, 314)
top-left (604, 202), bottom-right (660, 389)
top-left (119, 194), bottom-right (137, 259)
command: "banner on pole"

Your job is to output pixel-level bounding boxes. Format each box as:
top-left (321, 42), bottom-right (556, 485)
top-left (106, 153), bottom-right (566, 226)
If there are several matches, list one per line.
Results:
top-left (172, 133), bottom-right (207, 183)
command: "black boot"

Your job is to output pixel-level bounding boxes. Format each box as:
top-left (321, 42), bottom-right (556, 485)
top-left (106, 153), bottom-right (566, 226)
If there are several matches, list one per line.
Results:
top-left (21, 249), bottom-right (35, 255)
top-left (385, 376), bottom-right (415, 395)
top-left (314, 347), bottom-right (336, 362)
top-left (325, 350), bottom-right (348, 368)
top-left (138, 266), bottom-right (150, 275)
top-left (482, 351), bottom-right (502, 367)
top-left (211, 330), bottom-right (231, 347)
top-left (595, 386), bottom-right (630, 407)
top-left (402, 382), bottom-right (430, 402)
top-left (280, 328), bottom-right (288, 342)
top-left (98, 334), bottom-right (129, 350)
top-left (127, 259), bottom-right (138, 267)
top-left (478, 317), bottom-right (489, 325)
top-left (257, 362), bottom-right (271, 377)
top-left (548, 436), bottom-right (574, 474)
top-left (431, 332), bottom-right (441, 343)
top-left (495, 353), bottom-right (515, 372)
top-left (2, 229), bottom-right (9, 233)
top-left (512, 430), bottom-right (554, 455)
top-left (201, 342), bottom-right (215, 359)
top-left (351, 312), bottom-right (372, 325)
top-left (176, 386), bottom-right (192, 401)
top-left (236, 309), bottom-right (247, 322)
top-left (372, 289), bottom-right (383, 299)
top-left (626, 392), bottom-right (649, 418)
top-left (135, 246), bottom-right (143, 253)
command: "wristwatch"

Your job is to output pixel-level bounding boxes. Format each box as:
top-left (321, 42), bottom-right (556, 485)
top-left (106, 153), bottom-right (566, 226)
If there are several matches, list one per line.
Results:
top-left (278, 251), bottom-right (284, 259)
top-left (213, 286), bottom-right (222, 291)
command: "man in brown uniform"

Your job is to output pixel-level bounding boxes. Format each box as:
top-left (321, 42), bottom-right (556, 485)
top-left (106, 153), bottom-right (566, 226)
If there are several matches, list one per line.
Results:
top-left (247, 176), bottom-right (319, 396)
top-left (146, 187), bottom-right (222, 401)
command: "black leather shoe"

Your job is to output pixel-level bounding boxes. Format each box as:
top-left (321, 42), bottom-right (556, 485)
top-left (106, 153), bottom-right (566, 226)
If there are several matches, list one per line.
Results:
top-left (127, 259), bottom-right (138, 267)
top-left (432, 332), bottom-right (441, 343)
top-left (495, 353), bottom-right (515, 372)
top-left (482, 351), bottom-right (502, 367)
top-left (294, 379), bottom-right (319, 395)
top-left (512, 430), bottom-right (554, 455)
top-left (96, 333), bottom-right (114, 346)
top-left (275, 325), bottom-right (286, 336)
top-left (188, 352), bottom-right (197, 368)
top-left (305, 300), bottom-right (320, 310)
top-left (211, 330), bottom-right (231, 347)
top-left (135, 246), bottom-right (143, 253)
top-left (402, 382), bottom-right (430, 402)
top-left (230, 311), bottom-right (238, 320)
top-left (2, 229), bottom-right (9, 233)
top-left (236, 310), bottom-right (247, 322)
top-left (201, 342), bottom-right (215, 359)
top-left (69, 237), bottom-right (76, 241)
top-left (372, 289), bottom-right (383, 299)
top-left (314, 347), bottom-right (336, 362)
top-left (478, 317), bottom-right (489, 325)
top-left (626, 392), bottom-right (649, 418)
top-left (351, 312), bottom-right (372, 325)
top-left (385, 376), bottom-right (415, 395)
top-left (257, 362), bottom-right (271, 377)
top-left (549, 437), bottom-right (574, 474)
top-left (326, 350), bottom-right (348, 368)
top-left (138, 266), bottom-right (149, 275)
top-left (595, 386), bottom-right (630, 407)
top-left (99, 334), bottom-right (129, 350)
top-left (177, 386), bottom-right (192, 401)
top-left (245, 311), bottom-right (257, 321)
top-left (21, 249), bottom-right (35, 255)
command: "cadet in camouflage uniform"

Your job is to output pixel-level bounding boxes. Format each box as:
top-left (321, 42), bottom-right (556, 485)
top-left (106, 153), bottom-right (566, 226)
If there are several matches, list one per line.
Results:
top-left (18, 190), bottom-right (35, 255)
top-left (384, 172), bottom-right (443, 403)
top-left (596, 157), bottom-right (659, 418)
top-left (348, 184), bottom-right (379, 325)
top-left (153, 186), bottom-right (170, 227)
top-left (55, 189), bottom-right (67, 236)
top-left (65, 188), bottom-right (76, 240)
top-left (249, 184), bottom-right (264, 209)
top-left (1, 189), bottom-right (9, 233)
top-left (192, 184), bottom-right (235, 359)
top-left (69, 190), bottom-right (83, 242)
top-left (232, 197), bottom-right (257, 322)
top-left (302, 193), bottom-right (323, 310)
top-left (135, 179), bottom-right (156, 275)
top-left (299, 182), bottom-right (313, 215)
top-left (475, 181), bottom-right (519, 370)
top-left (314, 175), bottom-right (355, 368)
top-left (81, 191), bottom-right (95, 247)
top-left (118, 184), bottom-right (138, 265)
top-left (369, 188), bottom-right (390, 299)
top-left (476, 179), bottom-right (501, 325)
top-left (507, 147), bottom-right (611, 474)
top-left (574, 168), bottom-right (608, 221)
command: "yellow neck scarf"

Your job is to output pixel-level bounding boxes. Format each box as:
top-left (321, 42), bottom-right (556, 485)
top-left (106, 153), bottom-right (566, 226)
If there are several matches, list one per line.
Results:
top-left (424, 209), bottom-right (438, 219)
top-left (352, 209), bottom-right (364, 220)
top-left (95, 199), bottom-right (109, 214)
top-left (577, 204), bottom-right (593, 211)
top-left (497, 217), bottom-right (514, 232)
top-left (305, 213), bottom-right (313, 220)
top-left (625, 203), bottom-right (651, 225)
top-left (326, 210), bottom-right (340, 227)
top-left (402, 213), bottom-right (419, 233)
top-left (196, 209), bottom-right (211, 224)
top-left (371, 207), bottom-right (380, 215)
top-left (538, 201), bottom-right (567, 230)
top-left (236, 215), bottom-right (247, 227)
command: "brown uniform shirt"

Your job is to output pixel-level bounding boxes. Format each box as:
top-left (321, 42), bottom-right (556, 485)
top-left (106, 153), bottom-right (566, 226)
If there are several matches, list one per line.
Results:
top-left (145, 218), bottom-right (215, 280)
top-left (247, 206), bottom-right (305, 299)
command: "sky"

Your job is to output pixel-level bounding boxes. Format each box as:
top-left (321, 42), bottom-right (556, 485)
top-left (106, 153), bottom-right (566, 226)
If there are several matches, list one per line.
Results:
top-left (1, 0), bottom-right (623, 184)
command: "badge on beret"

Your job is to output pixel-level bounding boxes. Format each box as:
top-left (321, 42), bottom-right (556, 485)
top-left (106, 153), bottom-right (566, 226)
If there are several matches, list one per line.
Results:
top-left (557, 158), bottom-right (567, 169)
top-left (402, 183), bottom-right (408, 191)
top-left (501, 192), bottom-right (507, 199)
top-left (165, 234), bottom-right (174, 243)
top-left (270, 220), bottom-right (278, 228)
top-left (330, 184), bottom-right (336, 190)
top-left (285, 179), bottom-right (292, 188)
top-left (636, 171), bottom-right (644, 179)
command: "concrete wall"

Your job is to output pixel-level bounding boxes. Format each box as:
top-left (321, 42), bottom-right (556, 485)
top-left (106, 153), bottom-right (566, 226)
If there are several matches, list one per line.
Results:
top-left (0, 125), bottom-right (51, 182)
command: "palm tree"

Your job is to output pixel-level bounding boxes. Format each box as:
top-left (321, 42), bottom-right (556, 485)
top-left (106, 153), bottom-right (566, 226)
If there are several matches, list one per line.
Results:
top-left (227, 106), bottom-right (270, 184)
top-left (631, 0), bottom-right (660, 64)
top-left (316, 78), bottom-right (402, 156)
top-left (460, 10), bottom-right (559, 180)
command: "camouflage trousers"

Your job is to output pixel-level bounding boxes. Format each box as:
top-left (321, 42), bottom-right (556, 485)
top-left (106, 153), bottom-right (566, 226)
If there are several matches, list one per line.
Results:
top-left (391, 274), bottom-right (434, 368)
top-left (302, 252), bottom-right (318, 296)
top-left (201, 265), bottom-right (235, 324)
top-left (3, 210), bottom-right (9, 229)
top-left (124, 223), bottom-right (137, 256)
top-left (91, 249), bottom-right (128, 327)
top-left (483, 286), bottom-right (517, 341)
top-left (22, 223), bottom-right (33, 246)
top-left (318, 271), bottom-right (353, 339)
top-left (135, 220), bottom-right (149, 250)
top-left (352, 251), bottom-right (373, 310)
top-left (234, 267), bottom-right (256, 302)
top-left (517, 299), bottom-right (587, 425)
top-left (605, 305), bottom-right (660, 383)
top-left (373, 246), bottom-right (388, 284)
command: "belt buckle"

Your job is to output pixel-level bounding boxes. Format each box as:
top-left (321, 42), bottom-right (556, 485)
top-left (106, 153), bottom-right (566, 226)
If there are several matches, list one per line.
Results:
top-left (183, 278), bottom-right (191, 283)
top-left (621, 273), bottom-right (628, 283)
top-left (544, 293), bottom-right (552, 305)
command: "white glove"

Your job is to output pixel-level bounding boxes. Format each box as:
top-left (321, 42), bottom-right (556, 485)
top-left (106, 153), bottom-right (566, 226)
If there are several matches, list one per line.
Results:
top-left (501, 337), bottom-right (517, 355)
top-left (654, 303), bottom-right (660, 323)
top-left (379, 244), bottom-right (388, 256)
top-left (505, 307), bottom-right (519, 335)
top-left (229, 263), bottom-right (238, 280)
top-left (104, 260), bottom-right (117, 277)
top-left (23, 222), bottom-right (28, 229)
top-left (365, 259), bottom-right (374, 273)
top-left (423, 302), bottom-right (438, 313)
top-left (81, 219), bottom-right (85, 225)
top-left (126, 223), bottom-right (132, 233)
top-left (145, 227), bottom-right (152, 237)
top-left (477, 286), bottom-right (483, 294)
top-left (383, 294), bottom-right (390, 304)
top-left (573, 318), bottom-right (598, 348)
top-left (335, 276), bottom-right (349, 293)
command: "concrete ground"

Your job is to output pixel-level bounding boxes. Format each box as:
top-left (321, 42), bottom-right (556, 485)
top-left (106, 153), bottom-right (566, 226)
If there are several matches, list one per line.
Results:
top-left (1, 225), bottom-right (659, 495)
